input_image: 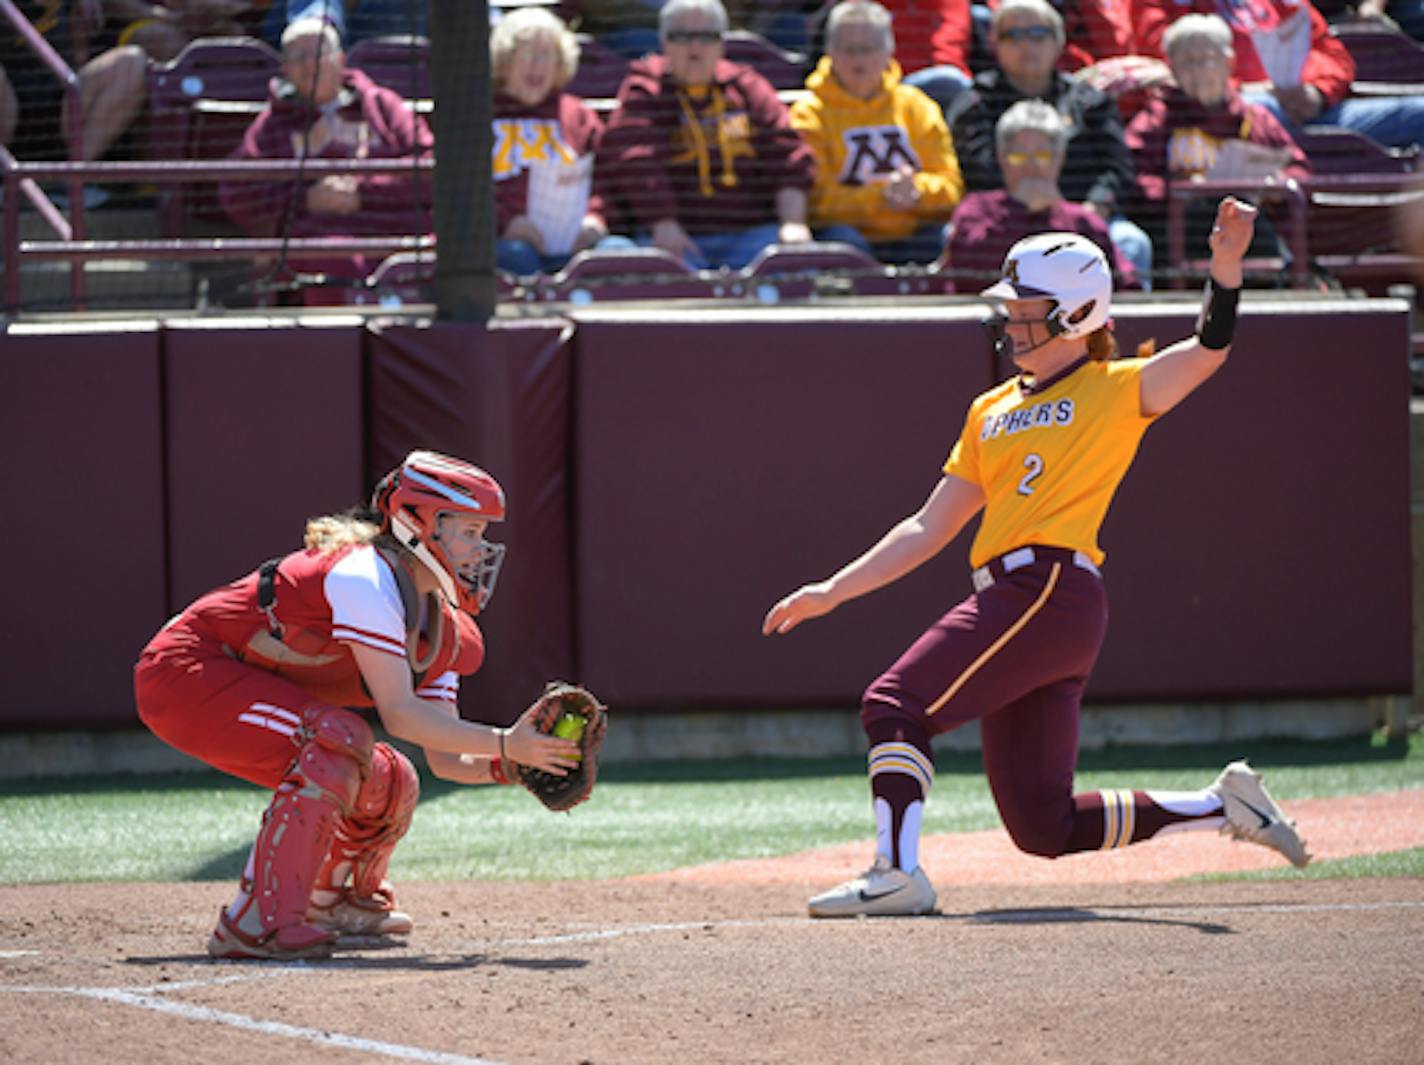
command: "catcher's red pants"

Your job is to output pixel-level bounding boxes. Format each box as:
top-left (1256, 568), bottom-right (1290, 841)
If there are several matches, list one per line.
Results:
top-left (862, 545), bottom-right (1113, 857)
top-left (135, 643), bottom-right (353, 789)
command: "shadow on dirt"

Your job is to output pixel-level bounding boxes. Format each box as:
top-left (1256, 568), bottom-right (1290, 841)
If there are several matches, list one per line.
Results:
top-left (959, 907), bottom-right (1234, 935)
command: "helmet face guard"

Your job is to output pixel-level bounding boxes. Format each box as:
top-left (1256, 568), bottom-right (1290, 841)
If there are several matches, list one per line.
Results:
top-left (374, 451), bottom-right (508, 615)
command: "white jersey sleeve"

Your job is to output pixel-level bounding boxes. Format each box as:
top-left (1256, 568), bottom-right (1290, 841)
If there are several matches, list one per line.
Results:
top-left (324, 547), bottom-right (408, 659)
top-left (416, 670), bottom-right (460, 704)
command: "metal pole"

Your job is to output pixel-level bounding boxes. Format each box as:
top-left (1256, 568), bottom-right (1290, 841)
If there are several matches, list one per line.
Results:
top-left (429, 0), bottom-right (494, 321)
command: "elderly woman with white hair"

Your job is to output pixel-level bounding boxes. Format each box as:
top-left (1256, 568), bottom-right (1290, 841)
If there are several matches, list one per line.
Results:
top-left (492, 7), bottom-right (633, 276)
top-left (944, 99), bottom-right (1138, 288)
top-left (1125, 14), bottom-right (1310, 269)
top-left (947, 0), bottom-right (1153, 285)
top-left (599, 0), bottom-right (818, 269)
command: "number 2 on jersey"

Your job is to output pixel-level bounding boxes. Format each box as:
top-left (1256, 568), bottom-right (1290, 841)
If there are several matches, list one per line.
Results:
top-left (1019, 453), bottom-right (1044, 496)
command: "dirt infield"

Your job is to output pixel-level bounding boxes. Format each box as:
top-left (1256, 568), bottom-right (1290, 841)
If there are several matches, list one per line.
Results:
top-left (2, 792), bottom-right (1421, 1065)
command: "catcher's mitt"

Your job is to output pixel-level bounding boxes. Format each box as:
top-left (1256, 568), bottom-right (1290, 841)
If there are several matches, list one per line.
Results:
top-left (512, 682), bottom-right (607, 812)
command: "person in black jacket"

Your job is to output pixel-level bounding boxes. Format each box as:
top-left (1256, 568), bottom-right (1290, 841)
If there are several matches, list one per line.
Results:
top-left (945, 0), bottom-right (1153, 285)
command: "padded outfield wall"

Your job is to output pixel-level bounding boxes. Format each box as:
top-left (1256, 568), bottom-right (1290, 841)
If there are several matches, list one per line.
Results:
top-left (0, 299), bottom-right (1412, 731)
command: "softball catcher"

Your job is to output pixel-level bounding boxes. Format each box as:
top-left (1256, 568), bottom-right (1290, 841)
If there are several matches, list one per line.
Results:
top-left (764, 198), bottom-right (1310, 918)
top-left (136, 451), bottom-right (599, 959)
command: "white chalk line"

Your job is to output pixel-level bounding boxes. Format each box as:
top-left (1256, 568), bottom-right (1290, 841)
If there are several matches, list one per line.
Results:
top-left (2, 972), bottom-right (507, 1065)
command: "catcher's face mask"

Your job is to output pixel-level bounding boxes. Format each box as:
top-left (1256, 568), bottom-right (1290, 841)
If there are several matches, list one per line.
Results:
top-left (433, 512), bottom-right (506, 614)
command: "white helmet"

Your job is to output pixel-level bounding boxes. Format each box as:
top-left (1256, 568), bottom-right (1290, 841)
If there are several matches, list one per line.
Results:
top-left (981, 232), bottom-right (1112, 340)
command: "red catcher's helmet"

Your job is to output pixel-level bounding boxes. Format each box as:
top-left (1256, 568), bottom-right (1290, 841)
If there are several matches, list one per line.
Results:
top-left (372, 451), bottom-right (507, 615)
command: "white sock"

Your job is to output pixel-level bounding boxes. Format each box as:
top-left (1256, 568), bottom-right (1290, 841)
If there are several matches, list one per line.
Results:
top-left (1146, 788), bottom-right (1223, 817)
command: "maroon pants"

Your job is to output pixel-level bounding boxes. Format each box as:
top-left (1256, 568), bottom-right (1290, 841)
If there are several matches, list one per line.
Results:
top-left (862, 546), bottom-right (1110, 857)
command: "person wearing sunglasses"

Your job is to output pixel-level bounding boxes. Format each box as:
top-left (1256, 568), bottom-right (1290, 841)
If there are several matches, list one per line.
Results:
top-left (599, 0), bottom-right (820, 269)
top-left (945, 0), bottom-right (1154, 286)
top-left (789, 0), bottom-right (965, 263)
top-left (942, 98), bottom-right (1139, 288)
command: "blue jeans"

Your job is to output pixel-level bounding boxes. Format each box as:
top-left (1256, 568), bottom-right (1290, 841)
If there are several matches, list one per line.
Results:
top-left (638, 223), bottom-right (786, 270)
top-left (1243, 89), bottom-right (1424, 151)
top-left (903, 65), bottom-right (974, 119)
top-left (497, 234), bottom-right (635, 276)
top-left (1109, 214), bottom-right (1154, 291)
top-left (813, 224), bottom-right (873, 254)
top-left (273, 0), bottom-right (430, 46)
top-left (872, 222), bottom-right (951, 264)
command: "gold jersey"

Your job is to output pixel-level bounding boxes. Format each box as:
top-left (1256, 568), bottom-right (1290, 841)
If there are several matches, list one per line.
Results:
top-left (943, 358), bottom-right (1156, 568)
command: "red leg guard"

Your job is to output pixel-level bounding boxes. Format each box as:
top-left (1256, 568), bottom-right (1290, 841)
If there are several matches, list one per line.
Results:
top-left (315, 742), bottom-right (419, 902)
top-left (236, 706), bottom-right (373, 944)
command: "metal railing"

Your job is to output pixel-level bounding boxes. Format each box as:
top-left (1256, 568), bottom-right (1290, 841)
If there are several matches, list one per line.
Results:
top-left (0, 156), bottom-right (435, 309)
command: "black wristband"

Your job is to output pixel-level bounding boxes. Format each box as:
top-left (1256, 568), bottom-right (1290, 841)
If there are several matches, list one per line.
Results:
top-left (1196, 277), bottom-right (1240, 350)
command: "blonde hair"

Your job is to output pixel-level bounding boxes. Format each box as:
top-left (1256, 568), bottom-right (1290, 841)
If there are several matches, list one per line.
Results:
top-left (304, 512), bottom-right (380, 553)
top-left (491, 7), bottom-right (580, 91)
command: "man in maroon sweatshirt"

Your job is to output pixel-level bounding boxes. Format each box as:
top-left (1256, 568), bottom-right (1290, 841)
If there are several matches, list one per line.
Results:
top-left (219, 16), bottom-right (433, 283)
top-left (598, 0), bottom-right (817, 270)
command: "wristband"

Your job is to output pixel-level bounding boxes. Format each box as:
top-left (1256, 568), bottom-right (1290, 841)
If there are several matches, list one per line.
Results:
top-left (490, 757), bottom-right (511, 785)
top-left (1196, 276), bottom-right (1240, 350)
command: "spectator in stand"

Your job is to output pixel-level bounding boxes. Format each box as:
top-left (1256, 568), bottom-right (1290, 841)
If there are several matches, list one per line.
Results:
top-left (1126, 14), bottom-right (1310, 267)
top-left (599, 0), bottom-right (817, 269)
top-left (219, 16), bottom-right (432, 282)
top-left (943, 99), bottom-right (1139, 287)
top-left (947, 0), bottom-right (1153, 283)
top-left (790, 0), bottom-right (964, 262)
top-left (0, 0), bottom-right (147, 163)
top-left (1133, 0), bottom-right (1424, 149)
top-left (492, 7), bottom-right (633, 275)
top-left (876, 0), bottom-right (974, 117)
top-left (1057, 0), bottom-right (1174, 103)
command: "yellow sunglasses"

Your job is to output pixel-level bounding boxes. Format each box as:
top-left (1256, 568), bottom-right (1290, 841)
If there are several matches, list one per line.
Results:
top-left (1003, 149), bottom-right (1057, 167)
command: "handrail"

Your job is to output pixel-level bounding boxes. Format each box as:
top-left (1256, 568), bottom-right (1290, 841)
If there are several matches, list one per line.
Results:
top-left (2, 157), bottom-right (434, 310)
top-left (1165, 177), bottom-right (1310, 288)
top-left (0, 0), bottom-right (87, 302)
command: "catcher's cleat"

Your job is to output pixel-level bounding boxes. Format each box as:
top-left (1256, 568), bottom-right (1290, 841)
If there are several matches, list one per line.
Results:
top-left (206, 908), bottom-right (337, 961)
top-left (1211, 760), bottom-right (1312, 868)
top-left (808, 855), bottom-right (938, 918)
top-left (309, 891), bottom-right (414, 937)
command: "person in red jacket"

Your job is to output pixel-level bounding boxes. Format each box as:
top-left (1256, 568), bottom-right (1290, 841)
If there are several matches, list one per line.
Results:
top-left (1134, 0), bottom-right (1424, 149)
top-left (1126, 13), bottom-right (1311, 268)
top-left (599, 0), bottom-right (819, 269)
top-left (135, 451), bottom-right (581, 960)
top-left (492, 7), bottom-right (634, 276)
top-left (218, 17), bottom-right (433, 284)
top-left (876, 0), bottom-right (975, 117)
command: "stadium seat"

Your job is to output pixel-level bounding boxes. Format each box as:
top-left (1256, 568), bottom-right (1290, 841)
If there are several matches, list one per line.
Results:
top-left (347, 35), bottom-right (431, 100)
top-left (529, 246), bottom-right (726, 301)
top-left (721, 30), bottom-right (809, 90)
top-left (1331, 22), bottom-right (1424, 95)
top-left (567, 35), bottom-right (629, 101)
top-left (146, 37), bottom-right (281, 235)
top-left (1293, 127), bottom-right (1423, 292)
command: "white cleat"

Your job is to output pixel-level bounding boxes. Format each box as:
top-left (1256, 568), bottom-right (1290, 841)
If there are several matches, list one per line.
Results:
top-left (1211, 760), bottom-right (1312, 868)
top-left (808, 855), bottom-right (938, 918)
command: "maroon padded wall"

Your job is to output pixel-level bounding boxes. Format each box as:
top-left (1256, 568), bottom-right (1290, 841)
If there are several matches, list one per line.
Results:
top-left (367, 319), bottom-right (576, 724)
top-left (163, 321), bottom-right (366, 611)
top-left (570, 303), bottom-right (1414, 708)
top-left (0, 326), bottom-right (167, 727)
top-left (1093, 304), bottom-right (1414, 698)
top-left (572, 309), bottom-right (996, 706)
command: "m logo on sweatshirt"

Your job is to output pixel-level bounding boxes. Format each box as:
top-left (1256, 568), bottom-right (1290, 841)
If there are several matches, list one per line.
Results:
top-left (839, 126), bottom-right (920, 186)
top-left (492, 119), bottom-right (575, 179)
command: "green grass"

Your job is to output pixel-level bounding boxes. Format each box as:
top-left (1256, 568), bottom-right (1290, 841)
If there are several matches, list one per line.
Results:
top-left (0, 733), bottom-right (1419, 885)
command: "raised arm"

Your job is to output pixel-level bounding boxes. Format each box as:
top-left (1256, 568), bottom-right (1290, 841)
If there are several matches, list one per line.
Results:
top-left (762, 473), bottom-right (985, 636)
top-left (1138, 196), bottom-right (1255, 419)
